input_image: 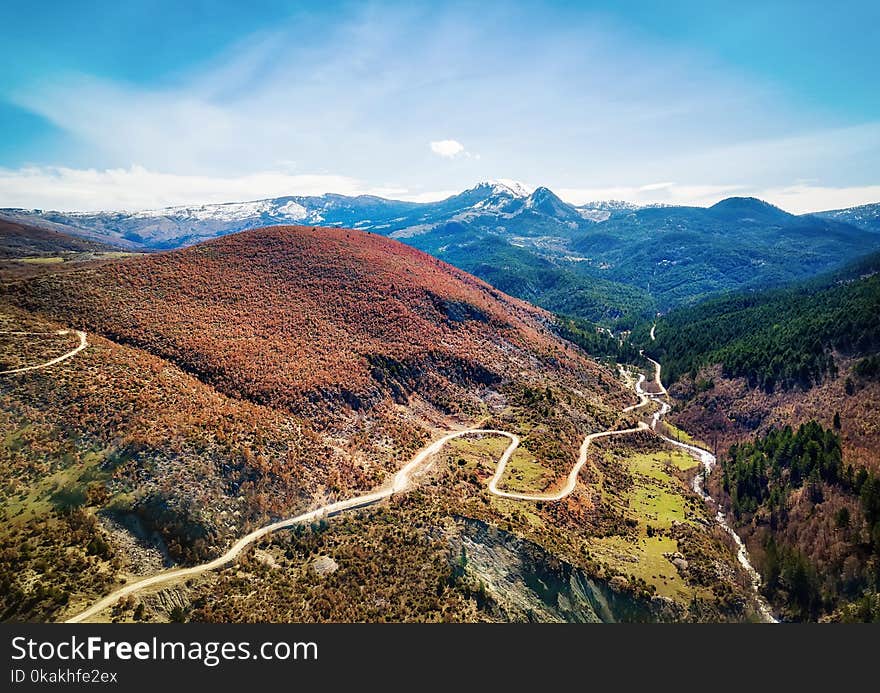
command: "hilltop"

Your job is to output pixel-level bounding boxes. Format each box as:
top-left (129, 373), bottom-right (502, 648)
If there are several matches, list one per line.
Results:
top-left (0, 219), bottom-right (122, 259)
top-left (3, 225), bottom-right (619, 426)
top-left (5, 186), bottom-right (878, 325)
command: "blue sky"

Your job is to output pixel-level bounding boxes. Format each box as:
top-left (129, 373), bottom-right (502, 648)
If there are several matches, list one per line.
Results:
top-left (0, 0), bottom-right (878, 212)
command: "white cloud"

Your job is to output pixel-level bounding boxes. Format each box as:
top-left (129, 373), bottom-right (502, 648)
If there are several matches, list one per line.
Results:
top-left (1, 165), bottom-right (877, 214)
top-left (756, 184), bottom-right (880, 214)
top-left (430, 139), bottom-right (466, 158)
top-left (638, 181), bottom-right (676, 192)
top-left (0, 165), bottom-right (452, 212)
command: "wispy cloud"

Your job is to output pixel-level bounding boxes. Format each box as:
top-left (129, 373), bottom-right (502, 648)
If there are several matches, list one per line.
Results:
top-left (0, 8), bottom-right (795, 176)
top-left (0, 165), bottom-right (452, 211)
top-left (756, 184), bottom-right (880, 214)
top-left (1, 4), bottom-right (877, 209)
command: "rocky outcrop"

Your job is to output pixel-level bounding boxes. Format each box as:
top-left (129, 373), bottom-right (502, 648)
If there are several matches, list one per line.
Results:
top-left (448, 518), bottom-right (678, 622)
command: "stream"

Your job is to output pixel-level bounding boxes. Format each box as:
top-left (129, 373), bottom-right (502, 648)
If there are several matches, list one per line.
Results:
top-left (640, 328), bottom-right (778, 623)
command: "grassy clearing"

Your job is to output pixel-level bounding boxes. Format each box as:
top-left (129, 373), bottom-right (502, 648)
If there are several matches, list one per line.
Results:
top-left (18, 256), bottom-right (65, 264)
top-left (446, 432), bottom-right (556, 495)
top-left (628, 485), bottom-right (687, 529)
top-left (662, 421), bottom-right (708, 449)
top-left (93, 252), bottom-right (142, 259)
top-left (495, 447), bottom-right (556, 493)
top-left (448, 425), bottom-right (574, 496)
top-left (441, 435), bottom-right (547, 529)
top-left (13, 251), bottom-right (143, 267)
top-left (583, 443), bottom-right (708, 600)
top-left (3, 447), bottom-right (109, 524)
top-left (446, 434), bottom-right (510, 476)
top-left (627, 449), bottom-right (699, 479)
top-left (587, 534), bottom-right (689, 599)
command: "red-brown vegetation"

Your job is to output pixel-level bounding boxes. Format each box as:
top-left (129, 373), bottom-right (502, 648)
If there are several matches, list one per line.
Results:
top-left (3, 226), bottom-right (620, 427)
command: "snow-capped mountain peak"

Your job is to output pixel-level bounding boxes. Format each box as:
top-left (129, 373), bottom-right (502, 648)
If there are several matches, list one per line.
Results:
top-left (571, 199), bottom-right (642, 222)
top-left (479, 179), bottom-right (532, 198)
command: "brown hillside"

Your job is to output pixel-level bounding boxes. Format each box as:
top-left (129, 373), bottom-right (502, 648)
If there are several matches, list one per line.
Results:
top-left (4, 225), bottom-right (623, 425)
top-left (669, 361), bottom-right (880, 473)
top-left (0, 218), bottom-right (120, 258)
top-left (0, 226), bottom-right (758, 622)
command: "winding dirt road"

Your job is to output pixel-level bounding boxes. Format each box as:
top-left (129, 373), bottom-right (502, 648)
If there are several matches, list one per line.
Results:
top-left (487, 423), bottom-right (649, 501)
top-left (0, 329), bottom-right (88, 374)
top-left (638, 349), bottom-right (668, 397)
top-left (2, 325), bottom-right (774, 622)
top-left (66, 419), bottom-right (650, 621)
top-left (66, 426), bottom-right (512, 623)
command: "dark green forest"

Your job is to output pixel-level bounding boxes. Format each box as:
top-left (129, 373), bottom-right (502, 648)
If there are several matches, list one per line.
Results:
top-left (643, 253), bottom-right (880, 390)
top-left (552, 315), bottom-right (640, 363)
top-left (409, 228), bottom-right (654, 327)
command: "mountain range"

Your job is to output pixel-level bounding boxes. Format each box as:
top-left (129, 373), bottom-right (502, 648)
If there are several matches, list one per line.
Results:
top-left (0, 181), bottom-right (607, 249)
top-left (815, 202), bottom-right (880, 233)
top-left (3, 182), bottom-right (879, 324)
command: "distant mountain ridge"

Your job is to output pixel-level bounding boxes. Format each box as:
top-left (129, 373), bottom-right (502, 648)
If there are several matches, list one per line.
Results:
top-left (0, 180), bottom-right (545, 249)
top-left (2, 183), bottom-right (873, 252)
top-left (0, 219), bottom-right (122, 259)
top-left (815, 201), bottom-right (880, 233)
top-left (3, 184), bottom-right (878, 321)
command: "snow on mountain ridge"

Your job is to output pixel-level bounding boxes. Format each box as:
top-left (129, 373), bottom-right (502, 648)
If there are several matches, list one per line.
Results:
top-left (123, 198), bottom-right (311, 222)
top-left (576, 200), bottom-right (641, 212)
top-left (275, 201), bottom-right (308, 219)
top-left (481, 179), bottom-right (532, 198)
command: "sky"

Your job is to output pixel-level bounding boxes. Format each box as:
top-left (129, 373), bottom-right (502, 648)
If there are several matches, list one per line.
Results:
top-left (0, 0), bottom-right (878, 213)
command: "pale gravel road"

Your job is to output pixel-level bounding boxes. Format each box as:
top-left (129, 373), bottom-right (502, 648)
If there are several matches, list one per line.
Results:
top-left (0, 329), bottom-right (88, 374)
top-left (0, 324), bottom-right (773, 622)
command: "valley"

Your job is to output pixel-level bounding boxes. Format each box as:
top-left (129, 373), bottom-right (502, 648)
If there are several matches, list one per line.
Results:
top-left (0, 223), bottom-right (771, 623)
top-left (3, 0), bottom-right (879, 639)
top-left (2, 201), bottom-right (878, 623)
top-left (644, 255), bottom-right (880, 621)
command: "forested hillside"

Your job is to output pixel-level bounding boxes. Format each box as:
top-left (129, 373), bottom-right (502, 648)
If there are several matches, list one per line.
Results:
top-left (646, 252), bottom-right (880, 390)
top-left (651, 253), bottom-right (880, 620)
top-left (551, 316), bottom-right (640, 363)
top-left (407, 224), bottom-right (655, 327)
top-left (1, 224), bottom-right (761, 622)
top-left (7, 190), bottom-right (879, 326)
top-left (721, 422), bottom-right (880, 621)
